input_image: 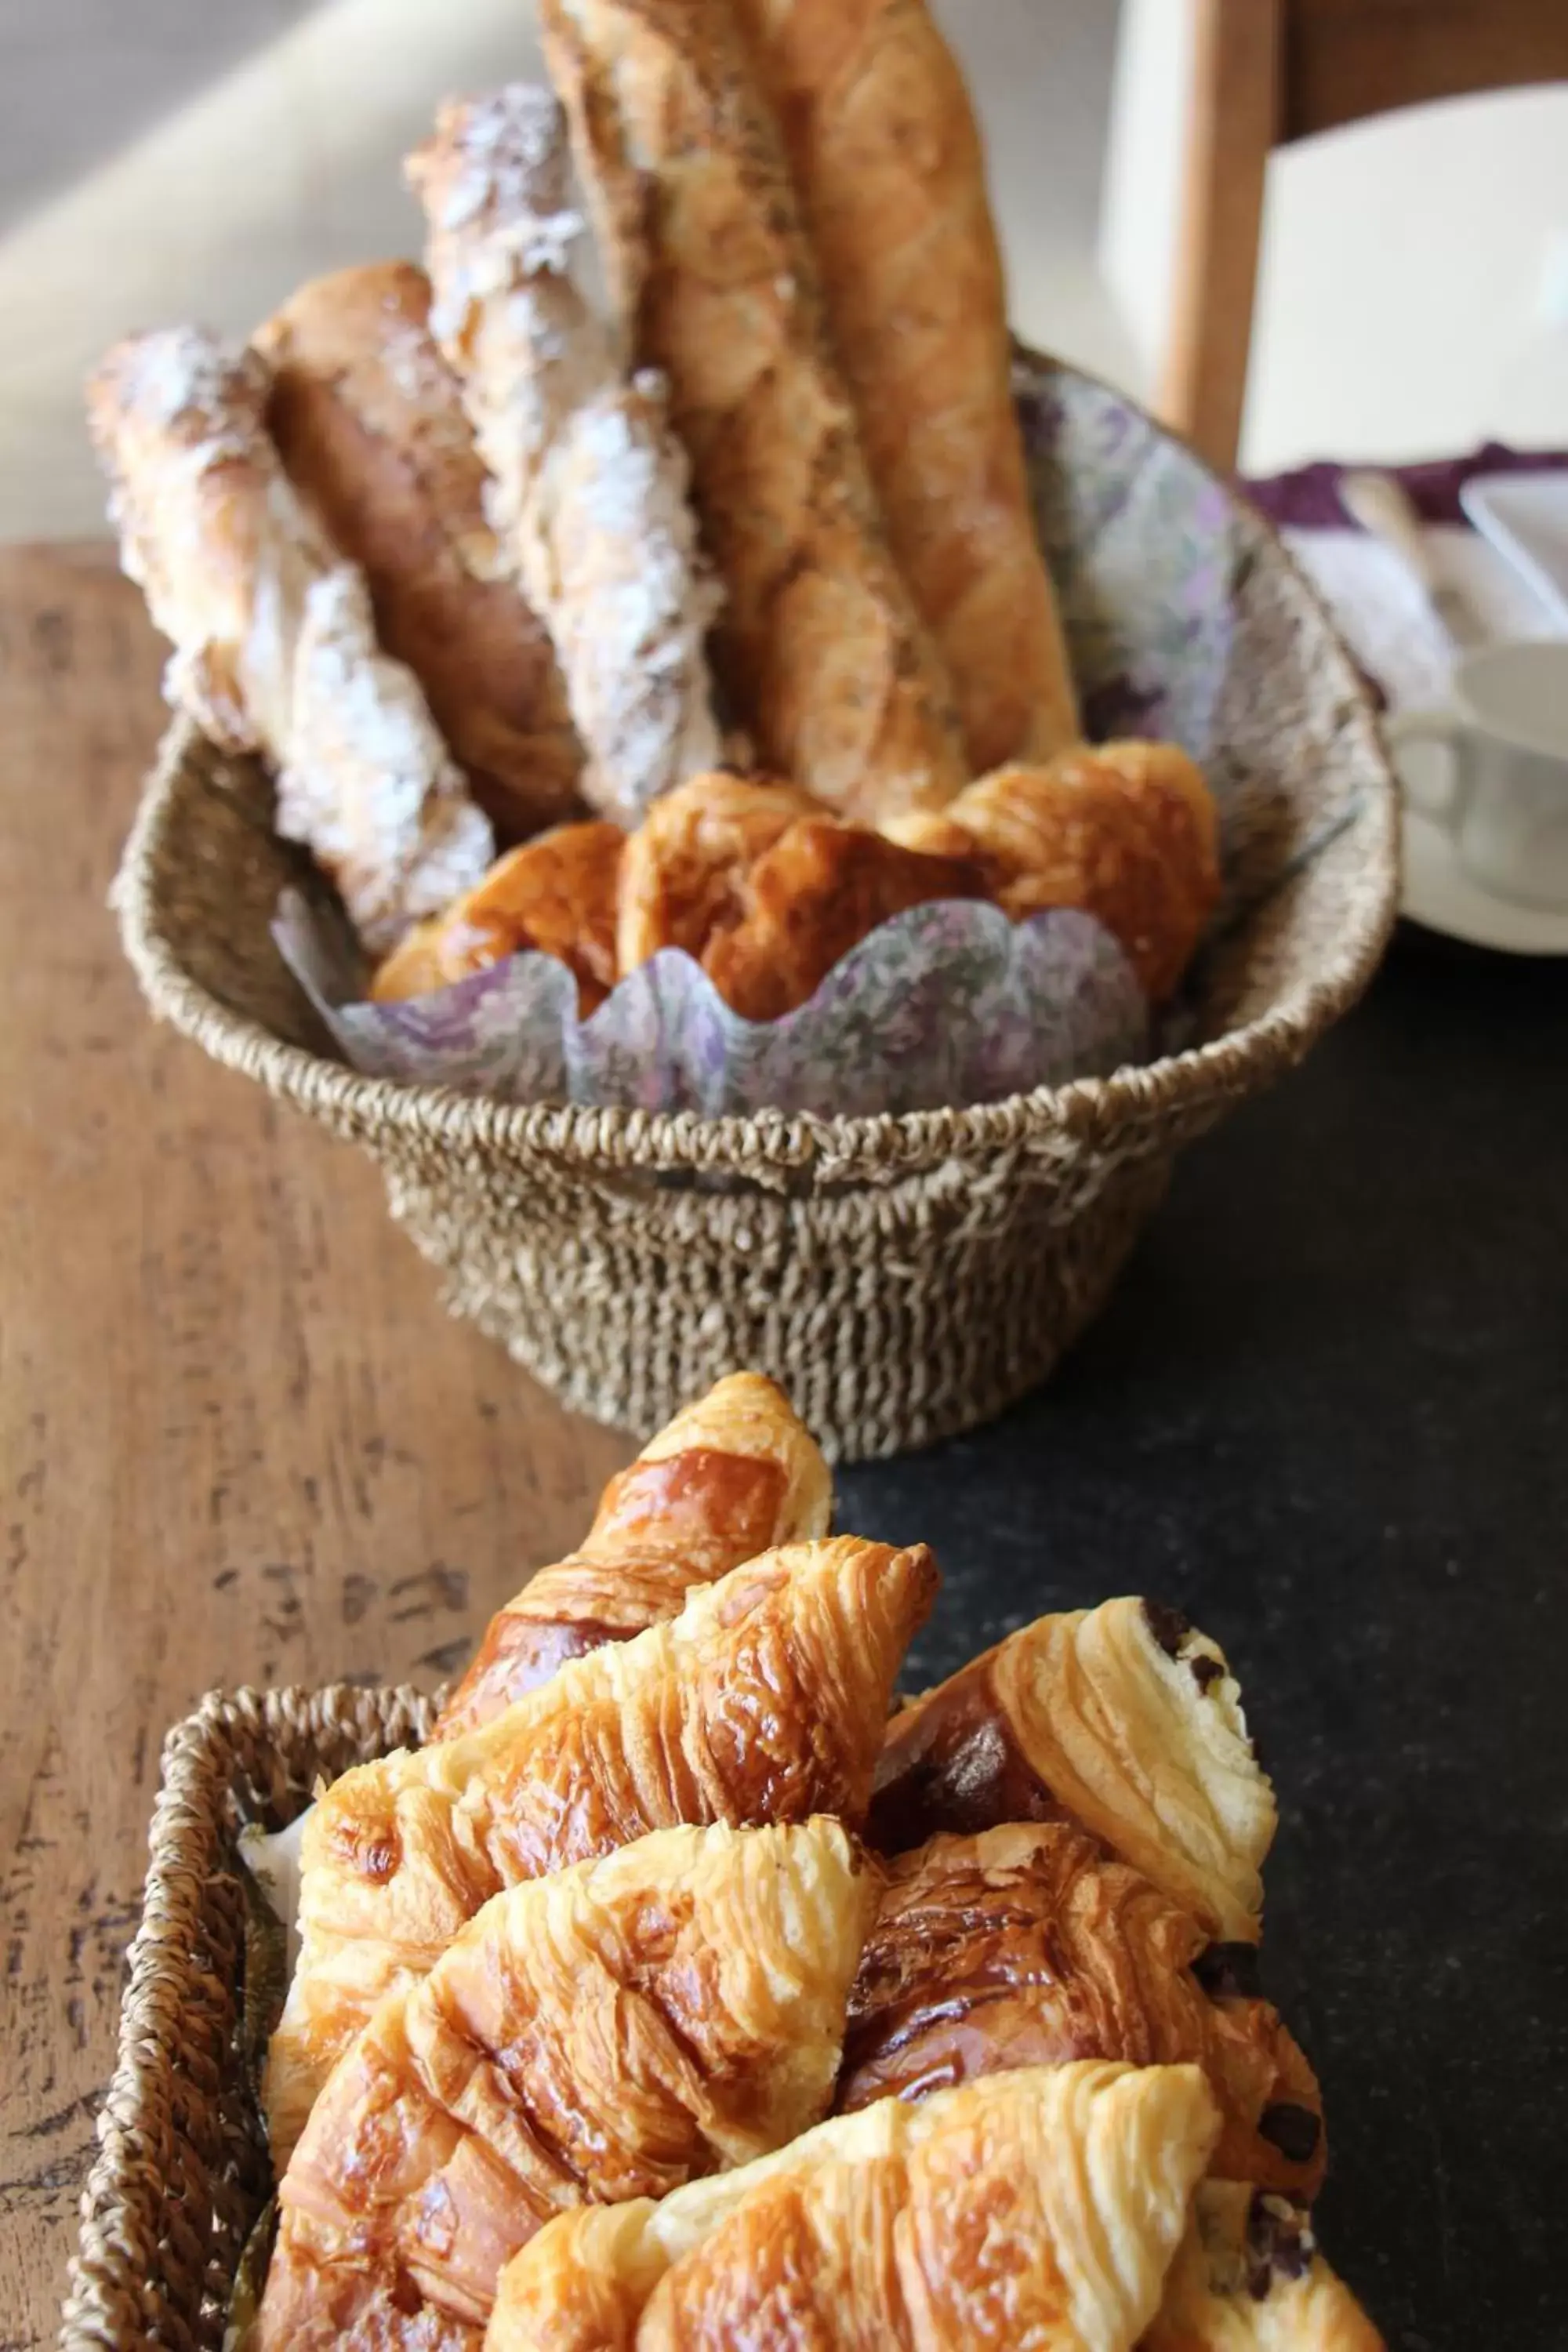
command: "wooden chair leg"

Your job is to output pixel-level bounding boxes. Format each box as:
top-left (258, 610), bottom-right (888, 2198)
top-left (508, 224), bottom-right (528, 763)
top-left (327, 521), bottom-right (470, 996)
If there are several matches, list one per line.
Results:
top-left (1157, 0), bottom-right (1282, 473)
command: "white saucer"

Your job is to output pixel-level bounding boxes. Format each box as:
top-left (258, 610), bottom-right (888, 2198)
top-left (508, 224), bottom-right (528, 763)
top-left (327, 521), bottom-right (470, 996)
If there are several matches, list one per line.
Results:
top-left (1398, 739), bottom-right (1568, 955)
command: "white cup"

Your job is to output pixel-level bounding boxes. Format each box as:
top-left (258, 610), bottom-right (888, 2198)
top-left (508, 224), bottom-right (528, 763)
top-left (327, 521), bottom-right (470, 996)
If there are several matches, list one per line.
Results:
top-left (1388, 640), bottom-right (1568, 910)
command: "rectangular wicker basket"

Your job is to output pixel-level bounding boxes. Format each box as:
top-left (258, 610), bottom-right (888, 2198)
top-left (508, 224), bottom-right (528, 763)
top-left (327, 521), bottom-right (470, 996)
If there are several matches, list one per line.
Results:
top-left (61, 1687), bottom-right (434, 2352)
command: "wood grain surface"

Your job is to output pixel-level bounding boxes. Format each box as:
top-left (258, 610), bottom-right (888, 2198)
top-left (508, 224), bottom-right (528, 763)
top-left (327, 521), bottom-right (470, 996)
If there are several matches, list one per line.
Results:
top-left (0, 542), bottom-right (631, 2345)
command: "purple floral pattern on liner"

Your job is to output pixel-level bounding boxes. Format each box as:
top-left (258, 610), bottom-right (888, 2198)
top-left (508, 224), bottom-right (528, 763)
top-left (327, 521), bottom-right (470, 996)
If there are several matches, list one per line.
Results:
top-left (274, 891), bottom-right (1147, 1118)
top-left (1020, 363), bottom-right (1238, 760)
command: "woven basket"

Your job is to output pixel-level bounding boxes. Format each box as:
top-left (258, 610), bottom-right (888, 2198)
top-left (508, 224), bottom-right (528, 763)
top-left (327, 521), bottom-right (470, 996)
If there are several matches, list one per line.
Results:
top-left (60, 1686), bottom-right (432, 2352)
top-left (113, 354), bottom-right (1399, 1460)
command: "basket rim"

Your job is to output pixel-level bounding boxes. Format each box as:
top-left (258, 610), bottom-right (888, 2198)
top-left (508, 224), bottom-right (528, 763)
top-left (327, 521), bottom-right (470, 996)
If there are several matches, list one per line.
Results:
top-left (61, 1683), bottom-right (434, 2352)
top-left (112, 351), bottom-right (1400, 1178)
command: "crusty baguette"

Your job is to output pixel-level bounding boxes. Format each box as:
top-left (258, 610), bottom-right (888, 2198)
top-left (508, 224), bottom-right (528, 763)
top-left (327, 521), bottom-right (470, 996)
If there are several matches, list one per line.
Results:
top-left (87, 326), bottom-right (493, 951)
top-left (407, 86), bottom-right (724, 829)
top-left (538, 0), bottom-right (970, 822)
top-left (256, 261), bottom-right (585, 844)
top-left (733, 0), bottom-right (1079, 771)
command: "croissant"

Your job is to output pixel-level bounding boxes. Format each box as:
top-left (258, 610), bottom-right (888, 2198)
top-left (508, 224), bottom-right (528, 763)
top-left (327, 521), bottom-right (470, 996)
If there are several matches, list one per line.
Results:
top-left (437, 1373), bottom-right (832, 1737)
top-left (85, 328), bottom-right (495, 953)
top-left (837, 1823), bottom-right (1324, 2200)
top-left (869, 1597), bottom-right (1276, 1948)
top-left (256, 1818), bottom-right (873, 2348)
top-left (615, 771), bottom-right (988, 1018)
top-left (1142, 2183), bottom-right (1385, 2350)
top-left (615, 772), bottom-right (819, 974)
top-left (890, 744), bottom-right (1221, 1000)
top-left (699, 817), bottom-right (989, 1022)
top-left (538, 0), bottom-right (969, 821)
top-left (731, 0), bottom-right (1079, 774)
top-left (407, 85), bottom-right (723, 827)
top-left (267, 1537), bottom-right (935, 2161)
top-left (254, 260), bottom-right (585, 841)
top-left (487, 2060), bottom-right (1221, 2351)
top-left (371, 820), bottom-right (624, 1011)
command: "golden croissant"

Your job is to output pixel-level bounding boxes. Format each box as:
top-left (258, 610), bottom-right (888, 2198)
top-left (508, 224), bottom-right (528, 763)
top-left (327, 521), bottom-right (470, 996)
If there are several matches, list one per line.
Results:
top-left (1142, 2182), bottom-right (1386, 2350)
top-left (267, 1537), bottom-right (935, 2159)
top-left (437, 1373), bottom-right (833, 1738)
top-left (372, 819), bottom-right (625, 1011)
top-left (256, 1819), bottom-right (874, 2348)
top-left (870, 1596), bottom-right (1276, 1947)
top-left (888, 743), bottom-right (1221, 1001)
top-left (837, 1823), bottom-right (1325, 2200)
top-left (487, 2060), bottom-right (1221, 2351)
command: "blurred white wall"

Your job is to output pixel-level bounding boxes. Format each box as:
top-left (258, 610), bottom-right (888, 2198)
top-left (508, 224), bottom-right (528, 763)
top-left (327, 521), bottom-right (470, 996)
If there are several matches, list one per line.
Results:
top-left (0, 0), bottom-right (1130, 539)
top-left (1100, 7), bottom-right (1568, 470)
top-left (1243, 85), bottom-right (1568, 470)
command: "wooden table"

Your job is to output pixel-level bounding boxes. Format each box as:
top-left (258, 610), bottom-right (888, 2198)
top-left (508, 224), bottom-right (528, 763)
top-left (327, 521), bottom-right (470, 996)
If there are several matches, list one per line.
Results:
top-left (6, 545), bottom-right (1568, 2348)
top-left (0, 545), bottom-right (632, 2343)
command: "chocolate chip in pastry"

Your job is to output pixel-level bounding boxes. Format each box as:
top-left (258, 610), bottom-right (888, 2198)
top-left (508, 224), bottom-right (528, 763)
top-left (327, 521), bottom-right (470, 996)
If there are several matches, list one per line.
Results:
top-left (256, 261), bottom-right (586, 845)
top-left (1142, 2181), bottom-right (1387, 2350)
top-left (437, 1372), bottom-right (833, 1738)
top-left (869, 1595), bottom-right (1276, 1947)
top-left (257, 1818), bottom-right (875, 2349)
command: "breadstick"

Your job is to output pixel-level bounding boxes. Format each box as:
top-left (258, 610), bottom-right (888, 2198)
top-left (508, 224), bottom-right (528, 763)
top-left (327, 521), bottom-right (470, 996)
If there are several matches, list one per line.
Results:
top-left (733, 0), bottom-right (1080, 771)
top-left (406, 85), bottom-right (723, 828)
top-left (87, 327), bottom-right (494, 951)
top-left (256, 261), bottom-right (585, 842)
top-left (537, 0), bottom-right (969, 821)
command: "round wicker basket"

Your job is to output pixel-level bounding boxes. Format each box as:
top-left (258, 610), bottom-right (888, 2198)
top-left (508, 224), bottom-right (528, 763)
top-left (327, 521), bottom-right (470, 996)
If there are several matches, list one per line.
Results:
top-left (114, 355), bottom-right (1399, 1459)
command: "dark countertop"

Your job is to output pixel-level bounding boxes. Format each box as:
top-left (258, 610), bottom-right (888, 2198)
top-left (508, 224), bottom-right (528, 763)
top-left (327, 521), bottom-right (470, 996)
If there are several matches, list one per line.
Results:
top-left (840, 920), bottom-right (1568, 2352)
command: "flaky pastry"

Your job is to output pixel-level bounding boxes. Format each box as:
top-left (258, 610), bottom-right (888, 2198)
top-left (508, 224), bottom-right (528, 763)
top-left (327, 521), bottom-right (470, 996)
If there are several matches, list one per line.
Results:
top-left (487, 2060), bottom-right (1221, 2351)
top-left (87, 327), bottom-right (495, 951)
top-left (267, 1537), bottom-right (935, 2161)
top-left (1142, 2183), bottom-right (1385, 2350)
top-left (889, 743), bottom-right (1221, 1000)
top-left (539, 0), bottom-right (968, 820)
top-left (615, 772), bottom-right (818, 975)
top-left (870, 1597), bottom-right (1276, 1947)
top-left (256, 1819), bottom-right (873, 2348)
top-left (837, 1823), bottom-right (1324, 2200)
top-left (437, 1373), bottom-right (832, 1737)
top-left (699, 816), bottom-right (989, 1022)
top-left (615, 770), bottom-right (986, 1018)
top-left (371, 819), bottom-right (623, 1011)
top-left (256, 261), bottom-right (584, 840)
top-left (734, 0), bottom-right (1079, 773)
top-left (407, 85), bottom-right (721, 826)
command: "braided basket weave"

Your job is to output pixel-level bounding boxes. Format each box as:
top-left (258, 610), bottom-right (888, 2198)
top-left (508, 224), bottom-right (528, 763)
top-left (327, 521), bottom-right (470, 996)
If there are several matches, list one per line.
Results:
top-left (114, 355), bottom-right (1399, 1459)
top-left (60, 1687), bottom-right (433, 2352)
